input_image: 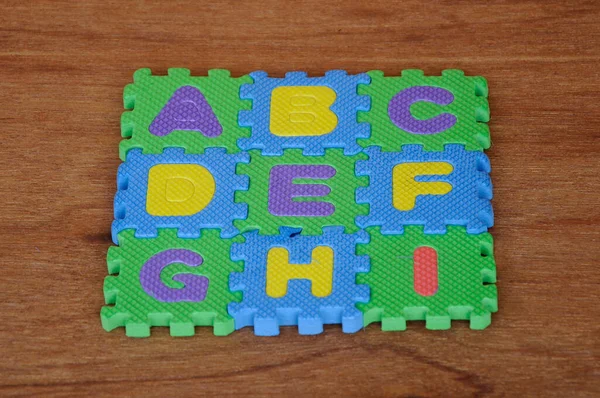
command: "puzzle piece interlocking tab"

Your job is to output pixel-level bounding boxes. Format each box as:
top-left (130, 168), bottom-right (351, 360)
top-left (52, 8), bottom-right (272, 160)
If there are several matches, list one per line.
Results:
top-left (103, 69), bottom-right (496, 337)
top-left (358, 70), bottom-right (490, 152)
top-left (235, 149), bottom-right (368, 236)
top-left (356, 145), bottom-right (493, 234)
top-left (228, 227), bottom-right (370, 336)
top-left (238, 71), bottom-right (371, 155)
top-left (120, 68), bottom-right (251, 160)
top-left (102, 229), bottom-right (243, 337)
top-left (112, 147), bottom-right (249, 242)
top-left (357, 226), bottom-right (497, 331)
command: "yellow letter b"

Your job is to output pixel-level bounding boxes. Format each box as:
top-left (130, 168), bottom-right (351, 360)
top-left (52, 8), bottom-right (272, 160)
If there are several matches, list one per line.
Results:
top-left (269, 86), bottom-right (338, 136)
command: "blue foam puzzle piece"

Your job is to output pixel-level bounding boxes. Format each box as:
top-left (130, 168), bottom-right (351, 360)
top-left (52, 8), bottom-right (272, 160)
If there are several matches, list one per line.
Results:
top-left (111, 148), bottom-right (249, 243)
top-left (355, 144), bottom-right (493, 234)
top-left (238, 70), bottom-right (371, 155)
top-left (228, 226), bottom-right (370, 336)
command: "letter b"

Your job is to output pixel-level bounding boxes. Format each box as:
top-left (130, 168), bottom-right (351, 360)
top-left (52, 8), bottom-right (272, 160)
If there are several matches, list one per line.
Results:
top-left (270, 86), bottom-right (338, 136)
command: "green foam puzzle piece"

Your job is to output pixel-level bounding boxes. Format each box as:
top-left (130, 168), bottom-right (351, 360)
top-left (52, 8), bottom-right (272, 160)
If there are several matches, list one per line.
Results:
top-left (357, 226), bottom-right (497, 330)
top-left (358, 69), bottom-right (490, 152)
top-left (234, 149), bottom-right (368, 235)
top-left (120, 68), bottom-right (251, 160)
top-left (101, 229), bottom-right (243, 337)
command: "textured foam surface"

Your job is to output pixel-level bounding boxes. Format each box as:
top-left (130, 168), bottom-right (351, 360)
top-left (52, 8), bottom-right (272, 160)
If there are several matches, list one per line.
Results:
top-left (112, 148), bottom-right (249, 242)
top-left (235, 149), bottom-right (368, 235)
top-left (357, 226), bottom-right (497, 330)
top-left (120, 68), bottom-right (251, 160)
top-left (228, 227), bottom-right (370, 336)
top-left (104, 69), bottom-right (497, 337)
top-left (356, 145), bottom-right (493, 234)
top-left (238, 71), bottom-right (371, 155)
top-left (358, 70), bottom-right (490, 151)
top-left (102, 229), bottom-right (243, 337)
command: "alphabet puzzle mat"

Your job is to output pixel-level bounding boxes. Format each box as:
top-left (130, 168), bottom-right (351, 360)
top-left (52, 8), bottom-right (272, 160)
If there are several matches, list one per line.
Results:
top-left (102, 68), bottom-right (497, 337)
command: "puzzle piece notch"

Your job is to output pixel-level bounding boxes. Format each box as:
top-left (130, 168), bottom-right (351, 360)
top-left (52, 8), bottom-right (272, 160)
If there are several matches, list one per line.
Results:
top-left (228, 226), bottom-right (370, 336)
top-left (355, 144), bottom-right (493, 235)
top-left (112, 147), bottom-right (250, 243)
top-left (357, 69), bottom-right (490, 152)
top-left (238, 70), bottom-right (371, 156)
top-left (234, 149), bottom-right (369, 236)
top-left (372, 69), bottom-right (489, 97)
top-left (357, 225), bottom-right (497, 331)
top-left (102, 228), bottom-right (243, 337)
top-left (120, 68), bottom-right (251, 160)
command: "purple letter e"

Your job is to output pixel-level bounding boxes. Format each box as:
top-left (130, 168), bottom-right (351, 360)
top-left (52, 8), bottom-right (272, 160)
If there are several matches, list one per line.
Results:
top-left (268, 165), bottom-right (336, 217)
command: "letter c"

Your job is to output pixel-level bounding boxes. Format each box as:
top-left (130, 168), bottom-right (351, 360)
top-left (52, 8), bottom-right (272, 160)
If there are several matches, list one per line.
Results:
top-left (388, 86), bottom-right (457, 134)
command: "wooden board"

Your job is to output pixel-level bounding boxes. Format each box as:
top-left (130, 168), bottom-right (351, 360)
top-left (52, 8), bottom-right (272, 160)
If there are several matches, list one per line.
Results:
top-left (0, 0), bottom-right (598, 396)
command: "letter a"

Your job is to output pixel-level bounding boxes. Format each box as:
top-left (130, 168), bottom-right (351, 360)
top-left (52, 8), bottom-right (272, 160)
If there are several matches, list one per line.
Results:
top-left (149, 85), bottom-right (223, 137)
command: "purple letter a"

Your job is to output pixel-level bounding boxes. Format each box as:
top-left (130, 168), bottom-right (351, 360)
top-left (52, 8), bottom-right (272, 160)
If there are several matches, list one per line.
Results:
top-left (149, 86), bottom-right (223, 137)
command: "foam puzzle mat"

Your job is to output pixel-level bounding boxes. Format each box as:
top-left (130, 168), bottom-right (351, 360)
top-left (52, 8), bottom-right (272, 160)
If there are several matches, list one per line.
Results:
top-left (102, 68), bottom-right (497, 337)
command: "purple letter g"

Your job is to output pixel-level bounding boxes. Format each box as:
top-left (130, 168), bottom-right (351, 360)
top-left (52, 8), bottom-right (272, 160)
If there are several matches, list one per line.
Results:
top-left (140, 249), bottom-right (209, 302)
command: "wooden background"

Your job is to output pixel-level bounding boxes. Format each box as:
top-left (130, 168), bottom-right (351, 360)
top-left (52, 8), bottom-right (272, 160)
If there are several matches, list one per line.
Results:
top-left (1, 0), bottom-right (599, 396)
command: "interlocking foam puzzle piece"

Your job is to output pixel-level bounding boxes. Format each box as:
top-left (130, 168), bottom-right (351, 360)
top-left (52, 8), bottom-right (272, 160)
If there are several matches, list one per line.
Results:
top-left (105, 68), bottom-right (498, 337)
top-left (102, 229), bottom-right (243, 337)
top-left (357, 226), bottom-right (497, 330)
top-left (228, 227), bottom-right (370, 336)
top-left (235, 149), bottom-right (368, 235)
top-left (120, 68), bottom-right (251, 160)
top-left (356, 144), bottom-right (493, 234)
top-left (112, 147), bottom-right (249, 243)
top-left (358, 70), bottom-right (490, 152)
top-left (238, 71), bottom-right (371, 155)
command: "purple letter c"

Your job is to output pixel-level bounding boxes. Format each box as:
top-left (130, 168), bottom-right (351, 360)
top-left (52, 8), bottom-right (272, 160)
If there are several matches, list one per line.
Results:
top-left (388, 86), bottom-right (457, 135)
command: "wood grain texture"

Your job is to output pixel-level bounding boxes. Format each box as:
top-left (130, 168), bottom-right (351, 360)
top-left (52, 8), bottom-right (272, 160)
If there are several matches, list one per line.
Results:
top-left (1, 0), bottom-right (599, 396)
